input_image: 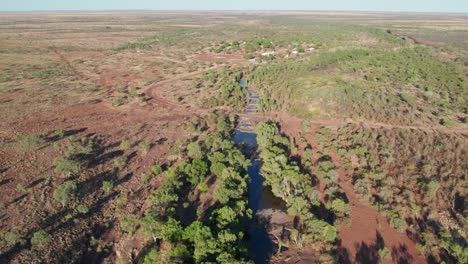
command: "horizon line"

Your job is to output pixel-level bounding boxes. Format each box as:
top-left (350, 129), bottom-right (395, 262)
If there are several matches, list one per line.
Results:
top-left (0, 9), bottom-right (467, 15)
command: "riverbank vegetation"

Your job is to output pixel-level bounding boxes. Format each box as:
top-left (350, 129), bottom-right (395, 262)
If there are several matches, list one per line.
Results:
top-left (123, 112), bottom-right (254, 263)
top-left (256, 121), bottom-right (351, 261)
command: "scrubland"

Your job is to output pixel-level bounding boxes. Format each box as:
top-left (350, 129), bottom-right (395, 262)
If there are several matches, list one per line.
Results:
top-left (0, 11), bottom-right (466, 264)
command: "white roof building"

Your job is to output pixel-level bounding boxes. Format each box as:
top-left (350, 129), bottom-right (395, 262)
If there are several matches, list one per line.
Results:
top-left (261, 51), bottom-right (276, 56)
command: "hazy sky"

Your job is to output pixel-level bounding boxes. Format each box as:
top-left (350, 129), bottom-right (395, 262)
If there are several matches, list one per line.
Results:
top-left (1, 0), bottom-right (466, 13)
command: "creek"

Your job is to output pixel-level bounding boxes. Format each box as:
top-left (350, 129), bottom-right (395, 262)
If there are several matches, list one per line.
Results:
top-left (234, 86), bottom-right (284, 263)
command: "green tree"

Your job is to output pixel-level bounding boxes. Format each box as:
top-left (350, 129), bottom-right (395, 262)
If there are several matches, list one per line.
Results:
top-left (183, 221), bottom-right (219, 262)
top-left (160, 218), bottom-right (184, 242)
top-left (30, 230), bottom-right (50, 248)
top-left (3, 231), bottom-right (24, 246)
top-left (184, 159), bottom-right (209, 185)
top-left (53, 181), bottom-right (77, 207)
top-left (330, 199), bottom-right (350, 216)
top-left (54, 157), bottom-right (83, 177)
top-left (322, 225), bottom-right (337, 243)
top-left (187, 142), bottom-right (203, 160)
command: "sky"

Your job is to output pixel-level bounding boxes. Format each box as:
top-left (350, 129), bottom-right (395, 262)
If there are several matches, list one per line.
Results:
top-left (1, 0), bottom-right (466, 13)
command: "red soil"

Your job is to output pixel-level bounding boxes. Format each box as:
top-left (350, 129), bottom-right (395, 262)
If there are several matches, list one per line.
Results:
top-left (334, 153), bottom-right (426, 264)
top-left (273, 112), bottom-right (427, 264)
top-left (194, 52), bottom-right (248, 66)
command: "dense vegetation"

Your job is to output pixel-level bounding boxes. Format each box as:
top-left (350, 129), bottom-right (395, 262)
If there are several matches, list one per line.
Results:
top-left (250, 46), bottom-right (466, 126)
top-left (121, 112), bottom-right (254, 263)
top-left (256, 121), bottom-right (350, 261)
top-left (313, 124), bottom-right (467, 263)
top-left (193, 68), bottom-right (247, 111)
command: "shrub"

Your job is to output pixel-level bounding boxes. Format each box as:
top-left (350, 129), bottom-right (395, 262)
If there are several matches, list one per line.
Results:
top-left (54, 157), bottom-right (83, 177)
top-left (378, 247), bottom-right (391, 260)
top-left (198, 182), bottom-right (209, 192)
top-left (141, 248), bottom-right (159, 264)
top-left (141, 173), bottom-right (153, 186)
top-left (119, 140), bottom-right (131, 150)
top-left (331, 199), bottom-right (350, 215)
top-left (244, 53), bottom-right (255, 60)
top-left (151, 164), bottom-right (163, 176)
top-left (76, 204), bottom-right (89, 214)
top-left (115, 192), bottom-right (128, 209)
top-left (54, 129), bottom-right (65, 139)
top-left (120, 214), bottom-right (139, 235)
top-left (15, 134), bottom-right (44, 148)
top-left (138, 140), bottom-right (152, 152)
top-left (390, 215), bottom-right (407, 232)
top-left (102, 181), bottom-right (114, 193)
top-left (16, 184), bottom-right (26, 192)
top-left (3, 231), bottom-right (24, 246)
top-left (168, 244), bottom-right (191, 260)
top-left (187, 142), bottom-right (203, 160)
top-left (53, 181), bottom-right (77, 207)
top-left (30, 230), bottom-right (50, 248)
top-left (439, 118), bottom-right (455, 126)
top-left (114, 156), bottom-right (127, 170)
top-left (322, 225), bottom-right (337, 243)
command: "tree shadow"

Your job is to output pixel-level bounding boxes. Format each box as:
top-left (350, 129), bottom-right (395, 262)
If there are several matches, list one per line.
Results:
top-left (337, 239), bottom-right (352, 264)
top-left (76, 169), bottom-right (118, 200)
top-left (27, 177), bottom-right (44, 189)
top-left (89, 150), bottom-right (124, 168)
top-left (0, 135), bottom-right (136, 262)
top-left (354, 231), bottom-right (385, 264)
top-left (9, 194), bottom-right (28, 205)
top-left (43, 127), bottom-right (88, 142)
top-left (391, 244), bottom-right (413, 264)
top-left (133, 241), bottom-right (157, 264)
top-left (0, 178), bottom-right (12, 186)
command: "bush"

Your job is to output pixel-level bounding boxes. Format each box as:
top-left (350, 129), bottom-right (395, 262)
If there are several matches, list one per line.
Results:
top-left (3, 231), bottom-right (24, 246)
top-left (54, 129), bottom-right (65, 139)
top-left (114, 156), bottom-right (127, 170)
top-left (76, 204), bottom-right (89, 214)
top-left (53, 181), bottom-right (77, 207)
top-left (54, 157), bottom-right (83, 177)
top-left (115, 192), bottom-right (128, 209)
top-left (141, 248), bottom-right (159, 264)
top-left (151, 164), bottom-right (163, 176)
top-left (378, 247), bottom-right (391, 260)
top-left (120, 214), bottom-right (139, 235)
top-left (15, 134), bottom-right (44, 148)
top-left (138, 140), bottom-right (152, 152)
top-left (198, 182), bottom-right (209, 192)
top-left (102, 181), bottom-right (114, 193)
top-left (119, 140), bottom-right (131, 150)
top-left (187, 142), bottom-right (203, 160)
top-left (168, 244), bottom-right (191, 261)
top-left (390, 214), bottom-right (407, 232)
top-left (331, 198), bottom-right (350, 215)
top-left (16, 184), bottom-right (26, 192)
top-left (30, 230), bottom-right (50, 248)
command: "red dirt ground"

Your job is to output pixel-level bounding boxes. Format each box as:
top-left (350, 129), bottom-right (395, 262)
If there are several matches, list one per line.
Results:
top-left (273, 112), bottom-right (427, 264)
top-left (333, 153), bottom-right (426, 264)
top-left (194, 52), bottom-right (248, 66)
